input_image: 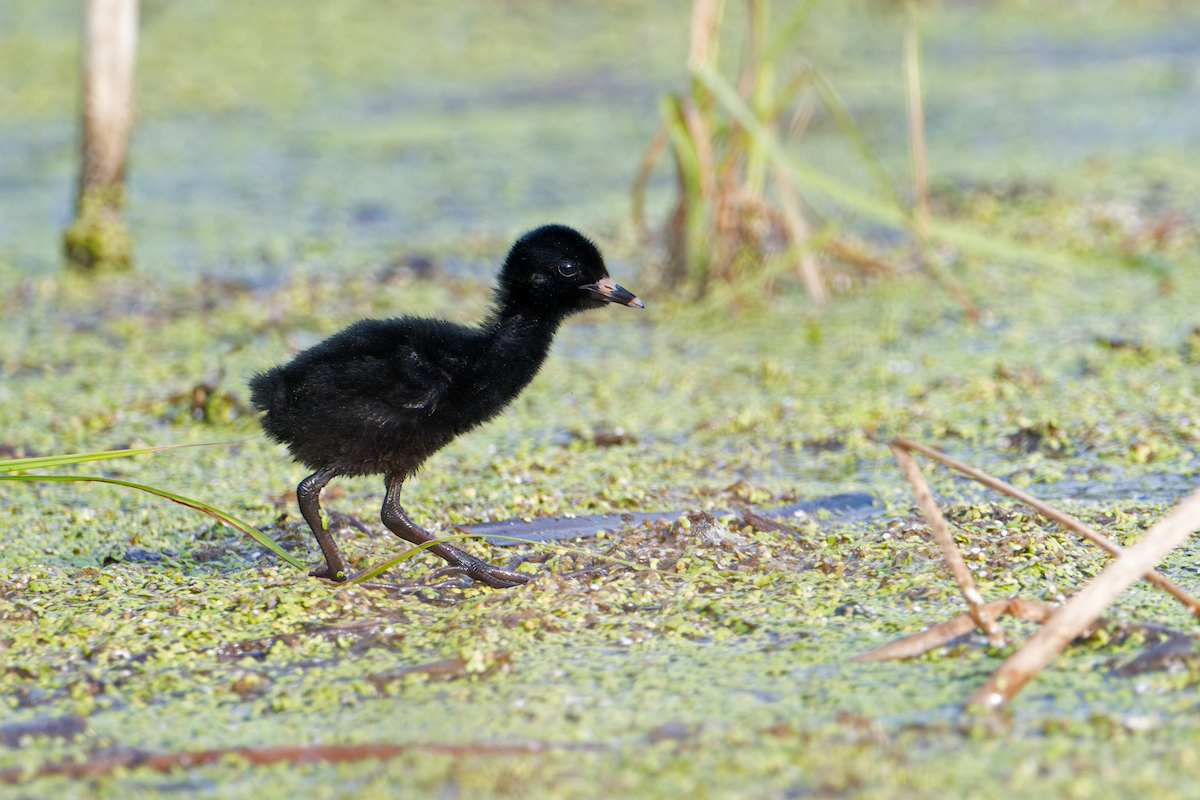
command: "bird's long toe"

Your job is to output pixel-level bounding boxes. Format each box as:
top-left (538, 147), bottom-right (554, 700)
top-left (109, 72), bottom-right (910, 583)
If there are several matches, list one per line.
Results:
top-left (433, 557), bottom-right (532, 588)
top-left (310, 564), bottom-right (349, 582)
top-left (471, 564), bottom-right (533, 588)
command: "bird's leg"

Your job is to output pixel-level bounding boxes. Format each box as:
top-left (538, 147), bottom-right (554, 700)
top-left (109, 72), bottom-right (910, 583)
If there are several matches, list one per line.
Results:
top-left (379, 474), bottom-right (531, 589)
top-left (297, 468), bottom-right (350, 581)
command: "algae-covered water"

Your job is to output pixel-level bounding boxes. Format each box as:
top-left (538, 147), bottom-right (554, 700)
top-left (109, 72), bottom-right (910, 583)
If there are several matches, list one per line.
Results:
top-left (4, 1), bottom-right (1200, 797)
top-left (5, 1), bottom-right (1200, 279)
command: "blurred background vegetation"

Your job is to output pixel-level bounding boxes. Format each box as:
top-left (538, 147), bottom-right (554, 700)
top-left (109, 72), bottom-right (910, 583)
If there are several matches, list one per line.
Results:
top-left (3, 0), bottom-right (1199, 298)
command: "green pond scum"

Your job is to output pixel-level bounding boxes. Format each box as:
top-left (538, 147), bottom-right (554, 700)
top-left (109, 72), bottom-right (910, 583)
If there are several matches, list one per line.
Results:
top-left (6, 0), bottom-right (1200, 797)
top-left (5, 217), bottom-right (1200, 797)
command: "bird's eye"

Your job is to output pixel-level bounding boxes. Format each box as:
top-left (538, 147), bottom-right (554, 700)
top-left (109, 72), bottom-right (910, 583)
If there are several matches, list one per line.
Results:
top-left (558, 261), bottom-right (580, 278)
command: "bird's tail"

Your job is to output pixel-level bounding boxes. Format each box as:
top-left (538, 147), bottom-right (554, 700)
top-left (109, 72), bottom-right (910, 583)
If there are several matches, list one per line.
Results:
top-left (248, 370), bottom-right (286, 417)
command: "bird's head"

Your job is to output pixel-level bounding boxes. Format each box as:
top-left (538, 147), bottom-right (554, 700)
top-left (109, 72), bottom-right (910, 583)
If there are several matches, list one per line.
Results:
top-left (497, 225), bottom-right (643, 318)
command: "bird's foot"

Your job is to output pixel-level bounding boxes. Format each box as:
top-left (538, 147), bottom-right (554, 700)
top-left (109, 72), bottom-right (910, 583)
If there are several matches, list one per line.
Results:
top-left (309, 564), bottom-right (349, 582)
top-left (473, 564), bottom-right (533, 588)
top-left (432, 556), bottom-right (533, 589)
top-left (328, 555), bottom-right (529, 589)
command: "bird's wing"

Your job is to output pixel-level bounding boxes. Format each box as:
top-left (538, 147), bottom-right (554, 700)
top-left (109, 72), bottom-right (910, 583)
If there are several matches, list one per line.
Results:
top-left (378, 345), bottom-right (454, 414)
top-left (286, 316), bottom-right (470, 419)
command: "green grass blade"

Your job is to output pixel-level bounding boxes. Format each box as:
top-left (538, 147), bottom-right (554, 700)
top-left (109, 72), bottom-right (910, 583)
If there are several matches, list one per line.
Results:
top-left (696, 64), bottom-right (912, 227)
top-left (763, 71), bottom-right (815, 121)
top-left (661, 94), bottom-right (713, 286)
top-left (0, 441), bottom-right (243, 475)
top-left (0, 474), bottom-right (306, 569)
top-left (662, 95), bottom-right (705, 198)
top-left (764, 0), bottom-right (821, 63)
top-left (695, 64), bottom-right (1141, 275)
top-left (348, 533), bottom-right (482, 584)
top-left (810, 69), bottom-right (906, 211)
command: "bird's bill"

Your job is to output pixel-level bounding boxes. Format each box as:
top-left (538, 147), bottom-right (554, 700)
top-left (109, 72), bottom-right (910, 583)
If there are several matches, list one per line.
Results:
top-left (583, 277), bottom-right (644, 309)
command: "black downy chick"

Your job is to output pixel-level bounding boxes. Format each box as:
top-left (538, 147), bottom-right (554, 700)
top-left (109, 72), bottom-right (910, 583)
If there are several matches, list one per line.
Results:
top-left (250, 225), bottom-right (643, 587)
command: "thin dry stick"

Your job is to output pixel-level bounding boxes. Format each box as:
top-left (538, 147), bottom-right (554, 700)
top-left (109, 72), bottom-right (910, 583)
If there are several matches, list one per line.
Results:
top-left (772, 160), bottom-right (827, 304)
top-left (631, 124), bottom-right (669, 240)
top-left (967, 486), bottom-right (1200, 709)
top-left (823, 236), bottom-right (896, 275)
top-left (687, 0), bottom-right (725, 72)
top-left (854, 597), bottom-right (1052, 663)
top-left (0, 740), bottom-right (604, 784)
top-left (889, 443), bottom-right (1006, 646)
top-left (900, 10), bottom-right (981, 324)
top-left (903, 4), bottom-right (930, 239)
top-left (891, 435), bottom-right (1200, 618)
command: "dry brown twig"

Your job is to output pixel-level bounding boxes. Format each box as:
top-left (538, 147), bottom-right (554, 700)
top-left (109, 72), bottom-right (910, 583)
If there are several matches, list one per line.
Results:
top-left (967, 486), bottom-right (1200, 709)
top-left (891, 435), bottom-right (1200, 618)
top-left (903, 2), bottom-right (930, 239)
top-left (822, 236), bottom-right (895, 276)
top-left (901, 2), bottom-right (978, 322)
top-left (888, 442), bottom-right (1006, 646)
top-left (853, 597), bottom-right (1052, 663)
top-left (872, 435), bottom-right (1200, 709)
top-left (0, 740), bottom-right (604, 785)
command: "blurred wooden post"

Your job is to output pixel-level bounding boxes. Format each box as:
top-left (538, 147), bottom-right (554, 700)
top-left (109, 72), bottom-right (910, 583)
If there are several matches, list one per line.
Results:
top-left (64, 0), bottom-right (139, 272)
top-left (904, 2), bottom-right (930, 239)
top-left (686, 0), bottom-right (725, 73)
